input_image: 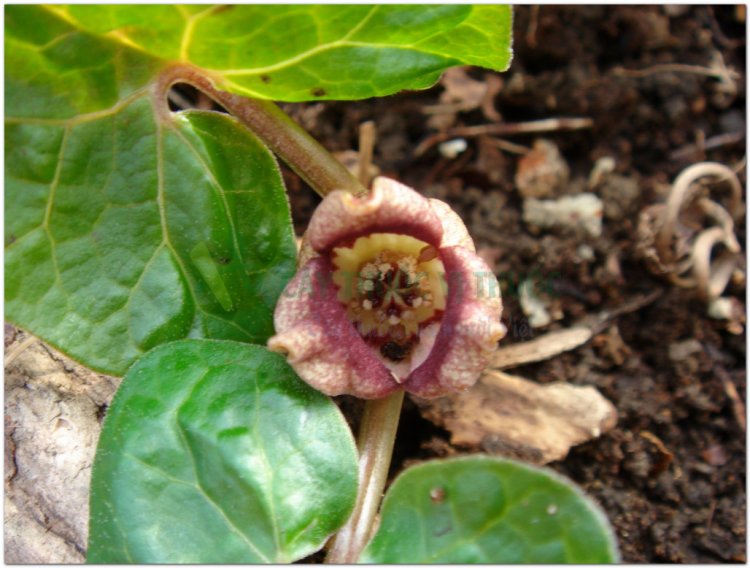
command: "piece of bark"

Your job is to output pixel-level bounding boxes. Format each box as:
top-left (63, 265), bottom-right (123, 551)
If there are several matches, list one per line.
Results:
top-left (4, 329), bottom-right (119, 563)
top-left (414, 370), bottom-right (617, 465)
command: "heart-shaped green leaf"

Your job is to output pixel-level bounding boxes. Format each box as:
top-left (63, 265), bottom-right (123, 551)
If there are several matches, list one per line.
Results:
top-left (88, 339), bottom-right (358, 563)
top-left (360, 456), bottom-right (619, 564)
top-left (6, 95), bottom-right (297, 374)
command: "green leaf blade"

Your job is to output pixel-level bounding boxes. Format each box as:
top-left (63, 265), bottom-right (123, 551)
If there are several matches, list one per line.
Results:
top-left (6, 95), bottom-right (296, 375)
top-left (5, 5), bottom-right (160, 120)
top-left (361, 456), bottom-right (619, 564)
top-left (128, 246), bottom-right (194, 350)
top-left (33, 4), bottom-right (512, 102)
top-left (198, 4), bottom-right (514, 101)
top-left (88, 339), bottom-right (359, 563)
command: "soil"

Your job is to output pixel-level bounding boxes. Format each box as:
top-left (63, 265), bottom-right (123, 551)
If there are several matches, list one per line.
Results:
top-left (282, 6), bottom-right (747, 563)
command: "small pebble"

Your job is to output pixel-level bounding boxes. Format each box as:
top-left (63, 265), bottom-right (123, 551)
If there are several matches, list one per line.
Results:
top-left (576, 244), bottom-right (595, 262)
top-left (523, 193), bottom-right (603, 238)
top-left (438, 138), bottom-right (468, 159)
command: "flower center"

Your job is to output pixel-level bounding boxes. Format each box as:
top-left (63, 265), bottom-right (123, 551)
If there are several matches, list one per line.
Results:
top-left (332, 233), bottom-right (446, 364)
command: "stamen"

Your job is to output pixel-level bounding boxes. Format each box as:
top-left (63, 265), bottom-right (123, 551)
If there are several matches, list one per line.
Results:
top-left (332, 233), bottom-right (448, 363)
top-left (361, 263), bottom-right (378, 279)
top-left (418, 245), bottom-right (439, 263)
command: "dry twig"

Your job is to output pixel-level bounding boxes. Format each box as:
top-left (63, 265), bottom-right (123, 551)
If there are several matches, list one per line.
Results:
top-left (492, 327), bottom-right (592, 370)
top-left (357, 121), bottom-right (376, 188)
top-left (492, 290), bottom-right (663, 370)
top-left (611, 51), bottom-right (740, 102)
top-left (415, 117), bottom-right (593, 157)
top-left (526, 5), bottom-right (541, 49)
top-left (714, 366), bottom-right (746, 431)
top-left (669, 131), bottom-right (745, 162)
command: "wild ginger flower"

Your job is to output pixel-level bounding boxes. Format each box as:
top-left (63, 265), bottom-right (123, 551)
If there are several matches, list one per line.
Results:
top-left (268, 177), bottom-right (505, 399)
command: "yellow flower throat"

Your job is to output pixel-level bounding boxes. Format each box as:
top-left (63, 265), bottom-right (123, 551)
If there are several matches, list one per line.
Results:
top-left (332, 233), bottom-right (446, 362)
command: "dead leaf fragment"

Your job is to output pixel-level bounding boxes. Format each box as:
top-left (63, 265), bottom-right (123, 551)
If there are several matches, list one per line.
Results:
top-left (424, 67), bottom-right (502, 129)
top-left (414, 370), bottom-right (617, 465)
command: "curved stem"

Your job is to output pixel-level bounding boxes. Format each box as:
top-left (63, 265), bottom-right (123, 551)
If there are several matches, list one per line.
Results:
top-left (153, 64), bottom-right (368, 198)
top-left (325, 391), bottom-right (405, 564)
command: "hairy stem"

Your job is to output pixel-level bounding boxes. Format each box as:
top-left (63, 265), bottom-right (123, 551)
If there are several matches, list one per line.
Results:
top-left (153, 64), bottom-right (368, 198)
top-left (325, 391), bottom-right (405, 564)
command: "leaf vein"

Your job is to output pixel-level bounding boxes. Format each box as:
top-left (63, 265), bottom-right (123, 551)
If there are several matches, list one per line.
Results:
top-left (5, 87), bottom-right (149, 127)
top-left (252, 379), bottom-right (283, 557)
top-left (174, 403), bottom-right (273, 563)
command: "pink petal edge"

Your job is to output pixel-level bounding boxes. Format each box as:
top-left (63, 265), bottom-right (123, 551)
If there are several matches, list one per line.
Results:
top-left (307, 177), bottom-right (444, 252)
top-left (268, 257), bottom-right (400, 399)
top-left (404, 246), bottom-right (505, 399)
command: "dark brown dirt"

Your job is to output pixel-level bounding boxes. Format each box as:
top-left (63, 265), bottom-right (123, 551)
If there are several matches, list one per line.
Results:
top-left (283, 6), bottom-right (746, 563)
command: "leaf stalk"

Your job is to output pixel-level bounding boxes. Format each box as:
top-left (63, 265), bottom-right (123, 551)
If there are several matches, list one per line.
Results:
top-left (153, 64), bottom-right (368, 198)
top-left (325, 390), bottom-right (405, 564)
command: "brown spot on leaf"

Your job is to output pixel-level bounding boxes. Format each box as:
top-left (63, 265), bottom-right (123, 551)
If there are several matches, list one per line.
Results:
top-left (260, 75), bottom-right (271, 84)
top-left (430, 487), bottom-right (445, 503)
top-left (311, 87), bottom-right (326, 97)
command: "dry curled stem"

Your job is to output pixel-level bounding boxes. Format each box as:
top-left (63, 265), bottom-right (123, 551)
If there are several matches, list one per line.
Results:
top-left (638, 161), bottom-right (744, 304)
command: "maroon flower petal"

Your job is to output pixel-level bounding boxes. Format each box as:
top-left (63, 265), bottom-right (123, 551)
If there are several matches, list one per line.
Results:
top-left (404, 246), bottom-right (505, 399)
top-left (307, 177), bottom-right (444, 252)
top-left (268, 257), bottom-right (400, 399)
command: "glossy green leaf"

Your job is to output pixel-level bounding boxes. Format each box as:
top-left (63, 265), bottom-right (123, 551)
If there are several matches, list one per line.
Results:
top-left (9, 4), bottom-right (513, 109)
top-left (6, 93), bottom-right (297, 374)
top-left (361, 456), bottom-right (619, 564)
top-left (88, 339), bottom-right (359, 563)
